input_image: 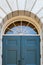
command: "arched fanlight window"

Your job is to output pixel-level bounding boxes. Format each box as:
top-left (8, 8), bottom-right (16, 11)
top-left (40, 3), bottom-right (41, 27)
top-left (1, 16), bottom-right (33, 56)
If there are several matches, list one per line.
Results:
top-left (4, 21), bottom-right (38, 34)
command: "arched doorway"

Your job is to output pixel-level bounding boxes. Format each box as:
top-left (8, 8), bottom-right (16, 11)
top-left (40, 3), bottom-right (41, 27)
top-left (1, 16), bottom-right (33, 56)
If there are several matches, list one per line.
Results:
top-left (2, 21), bottom-right (40, 65)
top-left (1, 11), bottom-right (41, 65)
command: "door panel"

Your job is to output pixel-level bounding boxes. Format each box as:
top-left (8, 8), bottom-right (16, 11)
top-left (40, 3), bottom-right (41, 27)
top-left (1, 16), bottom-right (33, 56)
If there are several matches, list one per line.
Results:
top-left (2, 36), bottom-right (40, 65)
top-left (2, 36), bottom-right (20, 65)
top-left (21, 36), bottom-right (40, 65)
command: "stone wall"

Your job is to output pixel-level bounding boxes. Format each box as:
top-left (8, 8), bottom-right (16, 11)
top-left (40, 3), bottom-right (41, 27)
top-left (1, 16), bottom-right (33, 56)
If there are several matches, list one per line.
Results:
top-left (42, 24), bottom-right (43, 65)
top-left (0, 25), bottom-right (2, 65)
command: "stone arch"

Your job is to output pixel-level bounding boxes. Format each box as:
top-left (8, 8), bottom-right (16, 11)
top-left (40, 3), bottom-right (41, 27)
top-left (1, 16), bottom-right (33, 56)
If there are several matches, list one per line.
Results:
top-left (0, 10), bottom-right (42, 35)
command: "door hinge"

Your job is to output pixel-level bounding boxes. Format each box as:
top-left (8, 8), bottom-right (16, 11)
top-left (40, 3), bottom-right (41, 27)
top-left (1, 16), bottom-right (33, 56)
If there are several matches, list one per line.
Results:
top-left (1, 54), bottom-right (3, 58)
top-left (40, 54), bottom-right (41, 58)
top-left (40, 38), bottom-right (41, 42)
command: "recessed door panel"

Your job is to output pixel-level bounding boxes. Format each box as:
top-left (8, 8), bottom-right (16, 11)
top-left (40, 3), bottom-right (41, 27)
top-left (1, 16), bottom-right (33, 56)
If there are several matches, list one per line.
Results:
top-left (21, 36), bottom-right (40, 65)
top-left (2, 36), bottom-right (20, 65)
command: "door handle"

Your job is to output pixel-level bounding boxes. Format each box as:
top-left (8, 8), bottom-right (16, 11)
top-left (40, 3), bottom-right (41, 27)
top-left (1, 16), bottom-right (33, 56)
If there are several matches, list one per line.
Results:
top-left (18, 60), bottom-right (21, 65)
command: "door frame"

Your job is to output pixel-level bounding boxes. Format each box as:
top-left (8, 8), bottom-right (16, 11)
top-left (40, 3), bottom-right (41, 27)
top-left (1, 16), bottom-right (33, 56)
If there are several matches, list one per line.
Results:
top-left (2, 34), bottom-right (40, 36)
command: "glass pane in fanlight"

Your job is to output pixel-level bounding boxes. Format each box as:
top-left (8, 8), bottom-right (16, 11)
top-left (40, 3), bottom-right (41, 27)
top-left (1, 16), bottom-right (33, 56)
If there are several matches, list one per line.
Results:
top-left (6, 26), bottom-right (37, 34)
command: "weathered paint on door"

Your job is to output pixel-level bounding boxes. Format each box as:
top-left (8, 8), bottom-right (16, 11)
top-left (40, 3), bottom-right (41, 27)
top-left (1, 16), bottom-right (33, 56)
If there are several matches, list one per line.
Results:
top-left (2, 36), bottom-right (40, 65)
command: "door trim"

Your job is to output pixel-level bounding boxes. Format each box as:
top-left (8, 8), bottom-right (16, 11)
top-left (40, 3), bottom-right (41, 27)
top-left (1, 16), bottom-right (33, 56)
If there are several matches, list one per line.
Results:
top-left (3, 34), bottom-right (40, 36)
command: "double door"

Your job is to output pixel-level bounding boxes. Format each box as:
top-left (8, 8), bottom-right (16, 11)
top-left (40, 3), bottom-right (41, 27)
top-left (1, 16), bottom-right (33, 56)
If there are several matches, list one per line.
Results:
top-left (2, 36), bottom-right (40, 65)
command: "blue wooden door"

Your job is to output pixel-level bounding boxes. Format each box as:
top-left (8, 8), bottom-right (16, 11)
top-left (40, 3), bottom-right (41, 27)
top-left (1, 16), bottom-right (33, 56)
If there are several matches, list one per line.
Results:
top-left (2, 36), bottom-right (20, 65)
top-left (2, 36), bottom-right (40, 65)
top-left (21, 36), bottom-right (40, 65)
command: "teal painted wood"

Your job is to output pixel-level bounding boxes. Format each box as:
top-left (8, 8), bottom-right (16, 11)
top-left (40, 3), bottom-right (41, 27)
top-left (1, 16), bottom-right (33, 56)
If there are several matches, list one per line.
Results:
top-left (2, 36), bottom-right (40, 65)
top-left (21, 36), bottom-right (40, 65)
top-left (2, 36), bottom-right (20, 65)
